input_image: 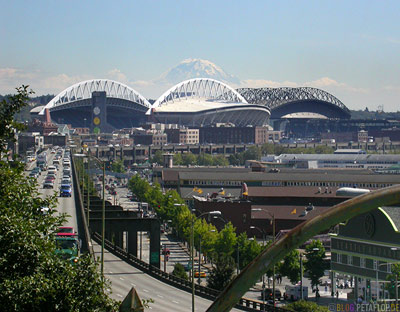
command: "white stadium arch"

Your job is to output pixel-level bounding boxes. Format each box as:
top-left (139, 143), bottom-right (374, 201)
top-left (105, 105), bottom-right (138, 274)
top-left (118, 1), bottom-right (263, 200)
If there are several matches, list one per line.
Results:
top-left (39, 79), bottom-right (150, 115)
top-left (152, 78), bottom-right (248, 108)
top-left (150, 78), bottom-right (270, 127)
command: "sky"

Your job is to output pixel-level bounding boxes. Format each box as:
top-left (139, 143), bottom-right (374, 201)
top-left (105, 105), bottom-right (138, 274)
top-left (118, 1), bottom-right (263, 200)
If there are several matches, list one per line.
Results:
top-left (0, 0), bottom-right (399, 111)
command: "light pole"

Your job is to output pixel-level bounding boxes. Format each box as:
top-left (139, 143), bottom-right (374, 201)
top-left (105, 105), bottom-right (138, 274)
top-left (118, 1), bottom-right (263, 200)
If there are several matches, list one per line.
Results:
top-left (252, 208), bottom-right (276, 307)
top-left (87, 156), bottom-right (90, 226)
top-left (250, 226), bottom-right (266, 310)
top-left (191, 210), bottom-right (221, 312)
top-left (300, 252), bottom-right (304, 300)
top-left (198, 235), bottom-right (201, 285)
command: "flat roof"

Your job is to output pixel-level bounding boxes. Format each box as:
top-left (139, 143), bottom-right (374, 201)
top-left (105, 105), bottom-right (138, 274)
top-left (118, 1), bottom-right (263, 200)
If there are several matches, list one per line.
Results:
top-left (154, 98), bottom-right (262, 113)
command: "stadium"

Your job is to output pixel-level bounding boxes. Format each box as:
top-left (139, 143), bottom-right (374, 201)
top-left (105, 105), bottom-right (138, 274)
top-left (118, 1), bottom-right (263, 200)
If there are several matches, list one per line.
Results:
top-left (149, 78), bottom-right (270, 127)
top-left (36, 79), bottom-right (151, 133)
top-left (32, 78), bottom-right (350, 133)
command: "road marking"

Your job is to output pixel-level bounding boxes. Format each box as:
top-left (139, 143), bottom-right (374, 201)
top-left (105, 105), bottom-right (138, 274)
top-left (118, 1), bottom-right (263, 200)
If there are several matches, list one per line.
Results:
top-left (157, 294), bottom-right (163, 298)
top-left (131, 283), bottom-right (136, 287)
top-left (109, 271), bottom-right (113, 273)
top-left (172, 300), bottom-right (179, 304)
top-left (117, 294), bottom-right (123, 298)
top-left (119, 277), bottom-right (124, 281)
top-left (143, 289), bottom-right (149, 292)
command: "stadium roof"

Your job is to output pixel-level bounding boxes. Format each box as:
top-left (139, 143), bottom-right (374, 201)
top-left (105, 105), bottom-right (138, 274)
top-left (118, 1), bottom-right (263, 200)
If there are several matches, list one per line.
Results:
top-left (39, 79), bottom-right (150, 115)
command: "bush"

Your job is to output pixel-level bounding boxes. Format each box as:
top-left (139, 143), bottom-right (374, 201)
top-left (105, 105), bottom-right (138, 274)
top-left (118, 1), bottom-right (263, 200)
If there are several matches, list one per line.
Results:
top-left (286, 300), bottom-right (329, 312)
top-left (172, 263), bottom-right (188, 280)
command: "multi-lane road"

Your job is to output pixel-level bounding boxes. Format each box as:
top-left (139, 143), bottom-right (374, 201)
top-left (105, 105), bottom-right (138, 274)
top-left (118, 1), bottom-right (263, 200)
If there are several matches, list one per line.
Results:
top-left (29, 150), bottom-right (241, 311)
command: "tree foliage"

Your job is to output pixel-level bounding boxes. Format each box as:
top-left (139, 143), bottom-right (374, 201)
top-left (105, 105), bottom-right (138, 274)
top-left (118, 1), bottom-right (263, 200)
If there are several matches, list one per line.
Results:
top-left (286, 300), bottom-right (329, 312)
top-left (0, 87), bottom-right (118, 311)
top-left (172, 263), bottom-right (188, 280)
top-left (279, 249), bottom-right (300, 284)
top-left (111, 159), bottom-right (125, 173)
top-left (304, 240), bottom-right (327, 289)
top-left (206, 252), bottom-right (236, 290)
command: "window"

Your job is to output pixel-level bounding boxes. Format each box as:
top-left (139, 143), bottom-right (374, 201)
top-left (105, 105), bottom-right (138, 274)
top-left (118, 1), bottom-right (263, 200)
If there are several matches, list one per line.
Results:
top-left (348, 255), bottom-right (353, 265)
top-left (360, 258), bottom-right (365, 268)
top-left (373, 260), bottom-right (377, 270)
top-left (337, 254), bottom-right (342, 263)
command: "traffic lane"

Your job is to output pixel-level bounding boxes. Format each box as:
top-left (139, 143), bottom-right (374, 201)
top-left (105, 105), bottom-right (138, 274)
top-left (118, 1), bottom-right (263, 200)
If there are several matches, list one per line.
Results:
top-left (94, 243), bottom-right (241, 312)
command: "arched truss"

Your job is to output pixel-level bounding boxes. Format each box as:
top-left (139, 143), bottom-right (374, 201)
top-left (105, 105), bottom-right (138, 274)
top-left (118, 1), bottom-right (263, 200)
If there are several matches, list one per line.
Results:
top-left (237, 87), bottom-right (350, 114)
top-left (152, 78), bottom-right (248, 108)
top-left (39, 79), bottom-right (151, 115)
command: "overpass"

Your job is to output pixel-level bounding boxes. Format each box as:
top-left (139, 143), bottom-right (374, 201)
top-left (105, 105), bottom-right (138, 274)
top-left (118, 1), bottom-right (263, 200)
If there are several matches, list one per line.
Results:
top-left (76, 141), bottom-right (400, 166)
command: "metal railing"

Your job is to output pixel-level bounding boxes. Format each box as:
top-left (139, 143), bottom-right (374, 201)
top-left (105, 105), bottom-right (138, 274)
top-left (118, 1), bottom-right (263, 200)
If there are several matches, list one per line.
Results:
top-left (92, 232), bottom-right (289, 312)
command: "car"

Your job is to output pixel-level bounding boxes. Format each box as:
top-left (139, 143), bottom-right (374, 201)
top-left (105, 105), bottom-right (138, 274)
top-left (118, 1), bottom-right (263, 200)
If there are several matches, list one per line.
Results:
top-left (47, 173), bottom-right (56, 180)
top-left (48, 169), bottom-right (57, 175)
top-left (194, 271), bottom-right (207, 278)
top-left (262, 288), bottom-right (282, 301)
top-left (57, 226), bottom-right (76, 237)
top-left (32, 167), bottom-right (41, 175)
top-left (43, 180), bottom-right (54, 189)
top-left (61, 179), bottom-right (71, 185)
top-left (39, 206), bottom-right (50, 215)
top-left (48, 165), bottom-right (57, 171)
top-left (60, 184), bottom-right (72, 197)
top-left (107, 195), bottom-right (113, 200)
top-left (29, 172), bottom-right (39, 178)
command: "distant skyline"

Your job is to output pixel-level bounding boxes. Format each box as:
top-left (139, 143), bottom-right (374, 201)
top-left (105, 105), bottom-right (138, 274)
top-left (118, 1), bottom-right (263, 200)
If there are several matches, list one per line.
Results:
top-left (1, 1), bottom-right (399, 111)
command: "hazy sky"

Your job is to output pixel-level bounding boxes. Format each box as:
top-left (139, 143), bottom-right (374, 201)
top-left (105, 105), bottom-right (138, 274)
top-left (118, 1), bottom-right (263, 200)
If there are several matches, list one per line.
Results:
top-left (1, 0), bottom-right (399, 111)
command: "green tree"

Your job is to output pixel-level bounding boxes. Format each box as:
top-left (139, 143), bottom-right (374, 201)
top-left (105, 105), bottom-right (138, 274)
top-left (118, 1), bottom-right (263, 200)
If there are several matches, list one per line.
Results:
top-left (279, 249), bottom-right (301, 284)
top-left (0, 86), bottom-right (31, 155)
top-left (386, 263), bottom-right (400, 298)
top-left (236, 233), bottom-right (262, 270)
top-left (197, 153), bottom-right (214, 166)
top-left (173, 153), bottom-right (183, 165)
top-left (128, 174), bottom-right (151, 202)
top-left (172, 263), bottom-right (188, 280)
top-left (304, 240), bottom-right (327, 290)
top-left (207, 252), bottom-right (236, 290)
top-left (286, 300), bottom-right (329, 312)
top-left (151, 150), bottom-right (163, 164)
top-left (213, 154), bottom-right (229, 166)
top-left (182, 152), bottom-right (197, 166)
top-left (111, 159), bottom-right (125, 173)
top-left (214, 223), bottom-right (237, 256)
top-left (228, 154), bottom-right (242, 166)
top-left (243, 146), bottom-right (262, 161)
top-left (0, 87), bottom-right (118, 311)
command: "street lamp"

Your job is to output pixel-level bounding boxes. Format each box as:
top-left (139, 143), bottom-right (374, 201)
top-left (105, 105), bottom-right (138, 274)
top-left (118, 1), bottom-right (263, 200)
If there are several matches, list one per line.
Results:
top-left (252, 208), bottom-right (276, 307)
top-left (191, 210), bottom-right (221, 312)
top-left (250, 226), bottom-right (266, 310)
top-left (74, 153), bottom-right (105, 281)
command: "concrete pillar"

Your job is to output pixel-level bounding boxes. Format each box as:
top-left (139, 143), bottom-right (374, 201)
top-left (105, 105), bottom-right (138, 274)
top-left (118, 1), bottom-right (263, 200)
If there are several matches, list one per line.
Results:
top-left (128, 231), bottom-right (138, 257)
top-left (114, 231), bottom-right (123, 248)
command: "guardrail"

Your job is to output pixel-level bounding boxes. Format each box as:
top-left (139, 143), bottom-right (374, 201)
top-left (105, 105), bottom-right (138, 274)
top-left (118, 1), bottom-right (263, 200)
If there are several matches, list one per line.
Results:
top-left (92, 232), bottom-right (289, 312)
top-left (71, 156), bottom-right (94, 257)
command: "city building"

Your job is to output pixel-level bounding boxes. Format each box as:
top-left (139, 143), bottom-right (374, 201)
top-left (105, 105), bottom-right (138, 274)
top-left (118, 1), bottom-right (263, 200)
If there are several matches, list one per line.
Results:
top-left (165, 128), bottom-right (199, 144)
top-left (331, 207), bottom-right (400, 301)
top-left (263, 153), bottom-right (400, 170)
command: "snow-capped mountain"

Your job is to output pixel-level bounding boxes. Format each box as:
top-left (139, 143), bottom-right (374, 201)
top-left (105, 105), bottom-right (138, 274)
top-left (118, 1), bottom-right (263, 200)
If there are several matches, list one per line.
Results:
top-left (155, 59), bottom-right (240, 85)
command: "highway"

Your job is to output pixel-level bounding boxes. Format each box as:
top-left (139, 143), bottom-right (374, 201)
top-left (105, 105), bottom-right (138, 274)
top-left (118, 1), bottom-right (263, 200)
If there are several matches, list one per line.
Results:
top-left (30, 149), bottom-right (240, 311)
